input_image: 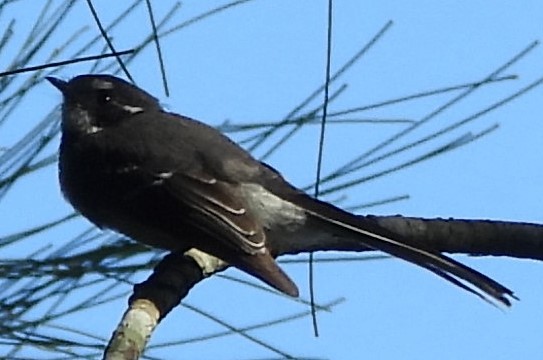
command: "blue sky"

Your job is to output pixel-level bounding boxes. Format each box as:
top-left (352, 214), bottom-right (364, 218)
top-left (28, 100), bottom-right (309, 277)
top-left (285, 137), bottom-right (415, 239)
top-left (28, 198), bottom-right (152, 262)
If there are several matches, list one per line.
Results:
top-left (2, 1), bottom-right (542, 359)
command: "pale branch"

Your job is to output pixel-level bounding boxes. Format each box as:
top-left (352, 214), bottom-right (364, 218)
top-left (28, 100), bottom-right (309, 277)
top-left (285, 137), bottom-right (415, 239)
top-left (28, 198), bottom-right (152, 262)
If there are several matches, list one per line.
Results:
top-left (104, 251), bottom-right (205, 360)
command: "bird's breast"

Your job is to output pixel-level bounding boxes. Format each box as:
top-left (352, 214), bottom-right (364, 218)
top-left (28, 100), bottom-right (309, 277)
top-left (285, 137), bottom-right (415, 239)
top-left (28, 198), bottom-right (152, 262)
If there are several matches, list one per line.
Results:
top-left (59, 136), bottom-right (137, 222)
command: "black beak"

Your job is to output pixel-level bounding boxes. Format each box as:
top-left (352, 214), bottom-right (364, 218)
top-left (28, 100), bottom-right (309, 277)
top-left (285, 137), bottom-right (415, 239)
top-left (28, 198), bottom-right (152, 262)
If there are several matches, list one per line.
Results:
top-left (46, 76), bottom-right (68, 94)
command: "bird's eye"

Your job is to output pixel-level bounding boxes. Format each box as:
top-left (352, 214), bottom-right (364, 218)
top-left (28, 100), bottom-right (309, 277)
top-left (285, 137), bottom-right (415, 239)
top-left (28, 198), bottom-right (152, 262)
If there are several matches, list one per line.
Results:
top-left (97, 89), bottom-right (112, 104)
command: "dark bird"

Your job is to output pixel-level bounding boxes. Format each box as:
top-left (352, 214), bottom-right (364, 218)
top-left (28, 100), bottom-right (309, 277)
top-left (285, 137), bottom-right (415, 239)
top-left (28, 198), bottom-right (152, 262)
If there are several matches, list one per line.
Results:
top-left (47, 74), bottom-right (516, 305)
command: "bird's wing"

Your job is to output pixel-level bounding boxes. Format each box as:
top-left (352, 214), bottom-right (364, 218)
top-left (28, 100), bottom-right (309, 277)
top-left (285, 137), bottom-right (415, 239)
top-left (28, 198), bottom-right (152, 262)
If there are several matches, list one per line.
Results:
top-left (106, 151), bottom-right (299, 296)
top-left (112, 112), bottom-right (268, 255)
top-left (278, 189), bottom-right (517, 306)
top-left (157, 168), bottom-right (267, 255)
top-left (152, 168), bottom-right (300, 297)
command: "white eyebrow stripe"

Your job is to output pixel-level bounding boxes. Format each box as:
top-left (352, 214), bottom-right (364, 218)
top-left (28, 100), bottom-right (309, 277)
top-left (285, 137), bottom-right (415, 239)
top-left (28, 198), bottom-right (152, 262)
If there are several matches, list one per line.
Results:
top-left (122, 105), bottom-right (144, 114)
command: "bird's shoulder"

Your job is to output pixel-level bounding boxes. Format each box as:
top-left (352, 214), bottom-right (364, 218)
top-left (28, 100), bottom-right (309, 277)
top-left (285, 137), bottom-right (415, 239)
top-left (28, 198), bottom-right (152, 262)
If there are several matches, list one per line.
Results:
top-left (126, 111), bottom-right (276, 182)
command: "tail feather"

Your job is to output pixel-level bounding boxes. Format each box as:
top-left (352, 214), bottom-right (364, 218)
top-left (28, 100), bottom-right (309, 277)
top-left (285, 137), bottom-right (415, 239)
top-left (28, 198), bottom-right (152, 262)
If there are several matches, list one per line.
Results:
top-left (300, 200), bottom-right (517, 306)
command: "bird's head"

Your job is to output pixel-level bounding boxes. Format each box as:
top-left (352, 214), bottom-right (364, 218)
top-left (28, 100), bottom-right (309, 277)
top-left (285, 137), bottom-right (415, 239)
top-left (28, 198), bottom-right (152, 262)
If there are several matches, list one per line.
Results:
top-left (47, 74), bottom-right (160, 136)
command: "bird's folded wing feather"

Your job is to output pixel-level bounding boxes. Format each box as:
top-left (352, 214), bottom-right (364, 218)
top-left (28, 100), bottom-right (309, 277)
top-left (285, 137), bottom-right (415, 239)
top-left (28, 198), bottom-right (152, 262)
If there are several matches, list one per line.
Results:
top-left (159, 169), bottom-right (267, 255)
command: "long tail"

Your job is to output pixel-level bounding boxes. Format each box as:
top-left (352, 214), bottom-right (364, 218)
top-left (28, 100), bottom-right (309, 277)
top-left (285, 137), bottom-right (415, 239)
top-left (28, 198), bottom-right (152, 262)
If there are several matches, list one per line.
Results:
top-left (298, 196), bottom-right (517, 306)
